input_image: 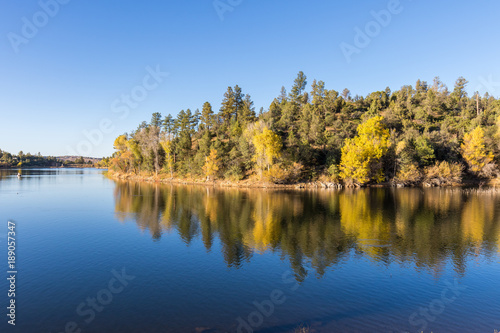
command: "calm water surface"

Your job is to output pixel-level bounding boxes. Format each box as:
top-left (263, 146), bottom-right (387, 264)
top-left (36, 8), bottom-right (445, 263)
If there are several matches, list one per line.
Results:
top-left (1, 168), bottom-right (499, 333)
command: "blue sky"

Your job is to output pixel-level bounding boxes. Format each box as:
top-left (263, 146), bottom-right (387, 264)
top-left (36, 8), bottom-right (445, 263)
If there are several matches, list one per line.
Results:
top-left (1, 0), bottom-right (499, 157)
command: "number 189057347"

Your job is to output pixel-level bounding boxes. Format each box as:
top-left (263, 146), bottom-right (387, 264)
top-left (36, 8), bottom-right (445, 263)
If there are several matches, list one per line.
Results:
top-left (8, 221), bottom-right (16, 270)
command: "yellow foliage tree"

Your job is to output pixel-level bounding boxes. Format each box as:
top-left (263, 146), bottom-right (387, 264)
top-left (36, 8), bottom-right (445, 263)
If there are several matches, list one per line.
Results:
top-left (126, 139), bottom-right (142, 173)
top-left (339, 116), bottom-right (391, 185)
top-left (160, 138), bottom-right (175, 178)
top-left (252, 127), bottom-right (282, 180)
top-left (111, 135), bottom-right (134, 172)
top-left (202, 149), bottom-right (219, 181)
top-left (461, 126), bottom-right (493, 176)
top-left (113, 135), bottom-right (128, 153)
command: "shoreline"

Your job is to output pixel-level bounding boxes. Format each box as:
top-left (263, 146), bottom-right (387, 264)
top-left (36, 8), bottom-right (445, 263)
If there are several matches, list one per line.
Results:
top-left (106, 170), bottom-right (500, 189)
top-left (0, 165), bottom-right (99, 169)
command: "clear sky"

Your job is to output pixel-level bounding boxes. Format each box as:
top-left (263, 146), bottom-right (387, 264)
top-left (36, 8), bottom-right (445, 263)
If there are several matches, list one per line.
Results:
top-left (1, 0), bottom-right (499, 157)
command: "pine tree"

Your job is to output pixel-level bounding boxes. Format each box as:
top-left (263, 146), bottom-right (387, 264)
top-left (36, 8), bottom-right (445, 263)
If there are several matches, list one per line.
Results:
top-left (278, 86), bottom-right (287, 103)
top-left (220, 86), bottom-right (236, 128)
top-left (177, 110), bottom-right (192, 152)
top-left (200, 102), bottom-right (215, 132)
top-left (233, 85), bottom-right (244, 121)
top-left (290, 71), bottom-right (307, 102)
top-left (163, 114), bottom-right (175, 138)
top-left (240, 94), bottom-right (256, 124)
top-left (151, 112), bottom-right (162, 128)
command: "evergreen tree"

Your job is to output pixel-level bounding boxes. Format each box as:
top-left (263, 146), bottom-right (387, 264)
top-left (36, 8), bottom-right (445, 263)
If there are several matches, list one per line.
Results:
top-left (290, 71), bottom-right (307, 101)
top-left (200, 102), bottom-right (215, 132)
top-left (220, 86), bottom-right (236, 128)
top-left (151, 112), bottom-right (162, 128)
top-left (163, 114), bottom-right (175, 138)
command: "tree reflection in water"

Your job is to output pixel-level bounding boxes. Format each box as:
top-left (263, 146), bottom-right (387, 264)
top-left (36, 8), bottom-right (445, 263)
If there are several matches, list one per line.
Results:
top-left (113, 181), bottom-right (500, 281)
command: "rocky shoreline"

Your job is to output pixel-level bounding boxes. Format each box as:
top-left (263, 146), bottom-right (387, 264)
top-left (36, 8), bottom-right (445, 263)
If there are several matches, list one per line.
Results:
top-left (106, 170), bottom-right (500, 189)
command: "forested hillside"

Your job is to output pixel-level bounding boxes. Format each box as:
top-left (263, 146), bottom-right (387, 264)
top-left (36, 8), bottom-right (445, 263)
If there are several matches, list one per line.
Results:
top-left (106, 73), bottom-right (500, 186)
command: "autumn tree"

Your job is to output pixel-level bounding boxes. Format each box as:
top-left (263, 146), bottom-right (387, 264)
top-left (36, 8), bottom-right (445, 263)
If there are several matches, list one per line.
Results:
top-left (203, 149), bottom-right (219, 181)
top-left (111, 135), bottom-right (133, 172)
top-left (461, 126), bottom-right (494, 176)
top-left (252, 126), bottom-right (282, 180)
top-left (160, 138), bottom-right (175, 178)
top-left (126, 138), bottom-right (143, 173)
top-left (339, 116), bottom-right (391, 185)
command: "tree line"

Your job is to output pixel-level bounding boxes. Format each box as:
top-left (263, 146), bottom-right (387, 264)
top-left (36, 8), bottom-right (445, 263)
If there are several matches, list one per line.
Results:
top-left (107, 72), bottom-right (500, 186)
top-left (0, 150), bottom-right (95, 168)
top-left (0, 150), bottom-right (60, 168)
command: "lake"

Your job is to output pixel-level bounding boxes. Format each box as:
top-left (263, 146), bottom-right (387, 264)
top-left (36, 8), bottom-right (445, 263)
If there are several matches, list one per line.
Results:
top-left (1, 168), bottom-right (499, 333)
